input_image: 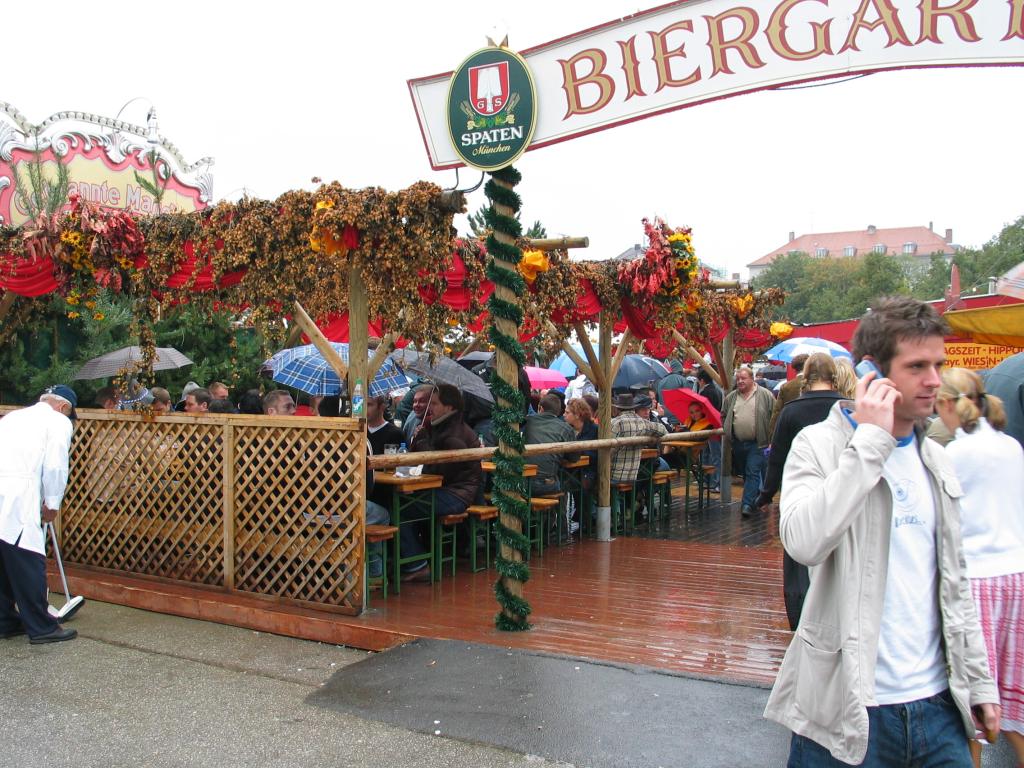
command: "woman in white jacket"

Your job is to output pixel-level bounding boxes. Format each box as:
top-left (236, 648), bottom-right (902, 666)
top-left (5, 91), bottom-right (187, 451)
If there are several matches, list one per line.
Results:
top-left (936, 367), bottom-right (1024, 767)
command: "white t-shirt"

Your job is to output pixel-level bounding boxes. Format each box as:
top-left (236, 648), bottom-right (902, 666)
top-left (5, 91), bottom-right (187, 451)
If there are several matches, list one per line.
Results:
top-left (873, 434), bottom-right (949, 704)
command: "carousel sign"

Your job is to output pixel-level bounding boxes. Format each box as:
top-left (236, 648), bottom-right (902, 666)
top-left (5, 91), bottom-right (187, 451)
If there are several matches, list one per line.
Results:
top-left (446, 47), bottom-right (538, 170)
top-left (410, 0), bottom-right (1024, 169)
top-left (0, 104), bottom-right (212, 226)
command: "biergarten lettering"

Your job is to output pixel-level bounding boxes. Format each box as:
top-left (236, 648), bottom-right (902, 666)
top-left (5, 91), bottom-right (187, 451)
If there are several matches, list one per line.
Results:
top-left (410, 0), bottom-right (1024, 170)
top-left (559, 0), bottom-right (1006, 117)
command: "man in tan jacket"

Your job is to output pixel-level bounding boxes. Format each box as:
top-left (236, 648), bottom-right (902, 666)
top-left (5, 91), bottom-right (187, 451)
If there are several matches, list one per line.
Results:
top-left (764, 297), bottom-right (998, 766)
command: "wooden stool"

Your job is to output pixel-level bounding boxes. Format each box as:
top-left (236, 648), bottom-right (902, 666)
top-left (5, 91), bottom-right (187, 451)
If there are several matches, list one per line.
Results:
top-left (536, 491), bottom-right (568, 546)
top-left (365, 524), bottom-right (398, 605)
top-left (610, 482), bottom-right (636, 535)
top-left (652, 470), bottom-right (675, 525)
top-left (466, 504), bottom-right (499, 572)
top-left (528, 496), bottom-right (560, 556)
top-left (434, 512), bottom-right (468, 579)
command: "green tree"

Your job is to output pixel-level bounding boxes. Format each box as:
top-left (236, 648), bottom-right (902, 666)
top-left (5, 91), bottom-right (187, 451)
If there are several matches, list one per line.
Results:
top-left (466, 204), bottom-right (546, 239)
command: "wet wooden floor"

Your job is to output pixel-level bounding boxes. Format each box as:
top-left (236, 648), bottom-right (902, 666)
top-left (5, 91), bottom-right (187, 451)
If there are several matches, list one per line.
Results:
top-left (352, 477), bottom-right (791, 686)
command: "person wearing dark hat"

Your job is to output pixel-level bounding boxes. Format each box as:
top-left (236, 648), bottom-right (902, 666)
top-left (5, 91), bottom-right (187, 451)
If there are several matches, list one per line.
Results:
top-left (0, 386), bottom-right (79, 644)
top-left (610, 392), bottom-right (667, 484)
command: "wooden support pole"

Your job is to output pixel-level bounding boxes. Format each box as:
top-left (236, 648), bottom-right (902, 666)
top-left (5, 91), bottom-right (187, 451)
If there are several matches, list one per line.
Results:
top-left (283, 321), bottom-right (304, 350)
top-left (222, 423), bottom-right (235, 590)
top-left (671, 329), bottom-right (722, 388)
top-left (595, 311), bottom-right (614, 540)
top-left (526, 236), bottom-right (589, 252)
top-left (292, 301), bottom-right (348, 380)
top-left (367, 332), bottom-right (396, 380)
top-left (708, 279), bottom-right (742, 289)
top-left (490, 174), bottom-right (527, 629)
top-left (544, 320), bottom-right (596, 385)
top-left (608, 328), bottom-right (635, 385)
top-left (719, 328), bottom-right (736, 505)
top-left (458, 334), bottom-right (485, 358)
top-left (573, 323), bottom-right (606, 390)
top-left (0, 291), bottom-right (16, 327)
top-left (348, 268), bottom-right (369, 405)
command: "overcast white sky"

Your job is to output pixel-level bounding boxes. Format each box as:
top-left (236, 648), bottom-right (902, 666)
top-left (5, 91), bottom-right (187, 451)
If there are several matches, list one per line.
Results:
top-left (5, 1), bottom-right (1022, 279)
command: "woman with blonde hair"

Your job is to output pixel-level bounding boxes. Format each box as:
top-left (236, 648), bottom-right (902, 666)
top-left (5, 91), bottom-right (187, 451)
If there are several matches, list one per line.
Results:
top-left (936, 367), bottom-right (1024, 767)
top-left (831, 356), bottom-right (857, 399)
top-left (757, 352), bottom-right (846, 629)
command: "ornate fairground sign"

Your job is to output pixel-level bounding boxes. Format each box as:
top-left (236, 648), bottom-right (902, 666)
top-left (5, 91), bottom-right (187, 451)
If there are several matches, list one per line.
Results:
top-left (446, 46), bottom-right (538, 171)
top-left (0, 104), bottom-right (212, 226)
top-left (411, 0), bottom-right (1024, 169)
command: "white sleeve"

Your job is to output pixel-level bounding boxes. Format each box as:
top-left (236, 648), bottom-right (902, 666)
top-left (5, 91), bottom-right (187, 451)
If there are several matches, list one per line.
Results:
top-left (40, 417), bottom-right (73, 510)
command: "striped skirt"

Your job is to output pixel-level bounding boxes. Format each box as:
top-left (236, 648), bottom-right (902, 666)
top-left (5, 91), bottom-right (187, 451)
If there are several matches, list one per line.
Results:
top-left (971, 570), bottom-right (1024, 734)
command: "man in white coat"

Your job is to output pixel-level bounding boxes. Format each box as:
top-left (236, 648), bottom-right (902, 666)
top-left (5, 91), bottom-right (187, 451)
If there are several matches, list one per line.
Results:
top-left (0, 385), bottom-right (79, 644)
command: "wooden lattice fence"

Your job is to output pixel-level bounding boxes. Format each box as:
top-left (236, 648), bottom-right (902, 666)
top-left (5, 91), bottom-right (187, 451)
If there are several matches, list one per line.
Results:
top-left (1, 408), bottom-right (367, 614)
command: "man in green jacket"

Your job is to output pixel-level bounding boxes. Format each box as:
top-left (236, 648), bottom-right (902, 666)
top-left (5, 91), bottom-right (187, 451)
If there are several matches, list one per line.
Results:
top-left (722, 367), bottom-right (775, 518)
top-left (523, 393), bottom-right (578, 496)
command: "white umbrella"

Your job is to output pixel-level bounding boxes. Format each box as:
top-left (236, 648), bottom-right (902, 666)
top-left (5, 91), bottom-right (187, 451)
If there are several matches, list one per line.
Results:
top-left (73, 346), bottom-right (193, 380)
top-left (762, 337), bottom-right (852, 363)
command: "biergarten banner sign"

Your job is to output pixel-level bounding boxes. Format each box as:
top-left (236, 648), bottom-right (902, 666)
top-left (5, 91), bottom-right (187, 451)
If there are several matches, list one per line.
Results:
top-left (409, 0), bottom-right (1024, 169)
top-left (0, 104), bottom-right (212, 226)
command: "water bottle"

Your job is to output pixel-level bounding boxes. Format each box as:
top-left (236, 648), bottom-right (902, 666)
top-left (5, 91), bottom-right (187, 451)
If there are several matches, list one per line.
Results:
top-left (351, 379), bottom-right (364, 418)
top-left (397, 442), bottom-right (409, 475)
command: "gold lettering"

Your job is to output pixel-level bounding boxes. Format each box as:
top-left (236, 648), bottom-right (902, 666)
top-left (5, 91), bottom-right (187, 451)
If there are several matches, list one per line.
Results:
top-left (765, 0), bottom-right (834, 60)
top-left (839, 0), bottom-right (912, 52)
top-left (917, 0), bottom-right (981, 43)
top-left (617, 36), bottom-right (647, 100)
top-left (649, 20), bottom-right (702, 91)
top-left (559, 49), bottom-right (616, 118)
top-left (705, 7), bottom-right (767, 76)
top-left (1005, 0), bottom-right (1024, 39)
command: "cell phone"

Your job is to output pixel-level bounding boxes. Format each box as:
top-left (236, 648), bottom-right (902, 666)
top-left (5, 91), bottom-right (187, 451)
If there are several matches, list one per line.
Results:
top-left (855, 360), bottom-right (882, 379)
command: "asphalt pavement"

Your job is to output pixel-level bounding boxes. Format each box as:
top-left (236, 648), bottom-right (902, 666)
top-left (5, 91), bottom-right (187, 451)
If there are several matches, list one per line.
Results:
top-left (0, 600), bottom-right (1016, 767)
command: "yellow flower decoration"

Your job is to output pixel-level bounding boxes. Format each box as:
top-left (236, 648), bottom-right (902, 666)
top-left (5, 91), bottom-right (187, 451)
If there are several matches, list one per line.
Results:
top-left (518, 249), bottom-right (550, 285)
top-left (729, 293), bottom-right (755, 319)
top-left (770, 321), bottom-right (794, 339)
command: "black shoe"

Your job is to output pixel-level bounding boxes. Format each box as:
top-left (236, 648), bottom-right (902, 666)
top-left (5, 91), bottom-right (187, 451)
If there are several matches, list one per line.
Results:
top-left (741, 505), bottom-right (753, 518)
top-left (29, 627), bottom-right (77, 644)
top-left (0, 626), bottom-right (26, 639)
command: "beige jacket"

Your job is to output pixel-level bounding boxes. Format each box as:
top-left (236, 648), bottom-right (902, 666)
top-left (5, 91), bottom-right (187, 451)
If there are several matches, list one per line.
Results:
top-left (763, 402), bottom-right (997, 765)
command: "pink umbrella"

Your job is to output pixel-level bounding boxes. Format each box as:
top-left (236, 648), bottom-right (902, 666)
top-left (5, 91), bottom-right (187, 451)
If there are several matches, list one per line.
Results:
top-left (524, 365), bottom-right (569, 389)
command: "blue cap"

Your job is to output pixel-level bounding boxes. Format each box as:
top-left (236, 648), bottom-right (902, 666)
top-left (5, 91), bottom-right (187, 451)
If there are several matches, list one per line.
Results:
top-left (44, 384), bottom-right (79, 420)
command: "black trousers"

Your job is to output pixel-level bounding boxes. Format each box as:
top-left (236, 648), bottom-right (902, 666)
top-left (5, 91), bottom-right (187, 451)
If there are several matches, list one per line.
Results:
top-left (0, 537), bottom-right (59, 638)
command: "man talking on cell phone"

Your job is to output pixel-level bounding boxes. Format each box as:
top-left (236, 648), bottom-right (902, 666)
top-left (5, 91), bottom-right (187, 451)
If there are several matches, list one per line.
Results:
top-left (764, 296), bottom-right (998, 767)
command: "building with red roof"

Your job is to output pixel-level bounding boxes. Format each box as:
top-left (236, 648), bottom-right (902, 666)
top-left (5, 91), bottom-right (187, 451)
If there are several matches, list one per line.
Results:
top-left (748, 224), bottom-right (958, 279)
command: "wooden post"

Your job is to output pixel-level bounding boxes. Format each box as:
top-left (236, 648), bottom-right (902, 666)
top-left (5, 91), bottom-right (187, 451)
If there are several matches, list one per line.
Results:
top-left (367, 332), bottom-right (395, 379)
top-left (526, 236), bottom-right (589, 251)
top-left (490, 173), bottom-right (528, 630)
top-left (292, 301), bottom-right (348, 380)
top-left (348, 267), bottom-right (369, 405)
top-left (719, 329), bottom-right (736, 505)
top-left (608, 328), bottom-right (635, 384)
top-left (595, 311), bottom-right (614, 540)
top-left (573, 322), bottom-right (607, 390)
top-left (222, 423), bottom-right (235, 590)
top-left (672, 329), bottom-right (722, 388)
top-left (0, 291), bottom-right (15, 327)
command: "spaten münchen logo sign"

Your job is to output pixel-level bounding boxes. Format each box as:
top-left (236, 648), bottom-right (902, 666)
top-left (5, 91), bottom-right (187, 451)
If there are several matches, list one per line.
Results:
top-left (446, 47), bottom-right (537, 171)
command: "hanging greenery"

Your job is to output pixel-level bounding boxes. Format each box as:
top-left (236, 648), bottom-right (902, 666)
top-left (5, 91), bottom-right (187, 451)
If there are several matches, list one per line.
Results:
top-left (484, 165), bottom-right (532, 632)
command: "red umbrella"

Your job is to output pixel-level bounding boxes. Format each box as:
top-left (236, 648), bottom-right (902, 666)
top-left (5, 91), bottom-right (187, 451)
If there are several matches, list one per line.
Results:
top-left (662, 388), bottom-right (722, 429)
top-left (523, 366), bottom-right (569, 389)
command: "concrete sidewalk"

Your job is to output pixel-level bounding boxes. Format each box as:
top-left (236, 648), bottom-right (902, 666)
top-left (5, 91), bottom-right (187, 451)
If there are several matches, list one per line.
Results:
top-left (0, 601), bottom-right (1015, 767)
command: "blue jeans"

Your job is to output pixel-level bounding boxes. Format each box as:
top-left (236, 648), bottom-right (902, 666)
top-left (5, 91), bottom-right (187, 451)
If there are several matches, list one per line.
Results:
top-left (732, 438), bottom-right (765, 507)
top-left (702, 439), bottom-right (722, 489)
top-left (787, 689), bottom-right (972, 767)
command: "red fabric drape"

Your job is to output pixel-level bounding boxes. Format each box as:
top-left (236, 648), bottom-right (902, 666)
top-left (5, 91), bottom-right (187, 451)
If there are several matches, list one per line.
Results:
top-left (549, 278), bottom-right (602, 325)
top-left (0, 254), bottom-right (59, 296)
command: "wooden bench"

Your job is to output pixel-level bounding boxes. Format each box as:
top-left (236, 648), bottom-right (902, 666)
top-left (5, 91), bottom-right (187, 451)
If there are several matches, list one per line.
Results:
top-left (466, 505), bottom-right (499, 572)
top-left (435, 512), bottom-right (468, 579)
top-left (365, 524), bottom-right (398, 604)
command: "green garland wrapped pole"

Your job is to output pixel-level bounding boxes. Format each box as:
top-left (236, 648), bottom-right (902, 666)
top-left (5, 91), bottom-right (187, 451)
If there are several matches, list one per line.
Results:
top-left (484, 166), bottom-right (532, 631)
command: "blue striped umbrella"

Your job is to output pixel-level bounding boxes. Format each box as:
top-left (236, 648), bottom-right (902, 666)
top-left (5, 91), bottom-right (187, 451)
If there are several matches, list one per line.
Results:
top-left (763, 337), bottom-right (852, 363)
top-left (263, 343), bottom-right (408, 397)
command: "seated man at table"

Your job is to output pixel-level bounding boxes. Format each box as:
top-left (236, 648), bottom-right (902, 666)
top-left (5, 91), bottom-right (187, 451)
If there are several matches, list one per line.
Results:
top-left (610, 393), bottom-right (668, 483)
top-left (402, 384), bottom-right (483, 581)
top-left (366, 394), bottom-right (405, 509)
top-left (523, 393), bottom-right (578, 497)
top-left (402, 384), bottom-right (433, 444)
